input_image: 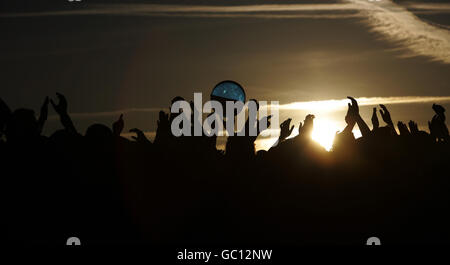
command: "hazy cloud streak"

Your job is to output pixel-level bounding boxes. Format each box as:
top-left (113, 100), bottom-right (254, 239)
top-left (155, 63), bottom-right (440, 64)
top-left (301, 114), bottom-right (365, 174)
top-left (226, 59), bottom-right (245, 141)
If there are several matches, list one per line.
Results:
top-left (4, 1), bottom-right (449, 62)
top-left (52, 96), bottom-right (450, 120)
top-left (0, 3), bottom-right (361, 17)
top-left (277, 96), bottom-right (450, 111)
top-left (347, 0), bottom-right (450, 63)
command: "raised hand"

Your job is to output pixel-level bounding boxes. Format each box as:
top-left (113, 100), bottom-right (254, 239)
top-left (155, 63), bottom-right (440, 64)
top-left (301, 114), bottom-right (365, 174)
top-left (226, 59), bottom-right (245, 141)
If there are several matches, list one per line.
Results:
top-left (239, 99), bottom-right (269, 142)
top-left (347, 96), bottom-right (359, 115)
top-left (169, 96), bottom-right (185, 123)
top-left (345, 104), bottom-right (356, 127)
top-left (50, 93), bottom-right (68, 115)
top-left (298, 121), bottom-right (303, 135)
top-left (297, 114), bottom-right (315, 139)
top-left (157, 111), bottom-right (170, 134)
top-left (408, 120), bottom-right (419, 135)
top-left (37, 96), bottom-right (49, 134)
top-left (279, 118), bottom-right (294, 142)
top-left (397, 121), bottom-right (410, 136)
top-left (112, 114), bottom-right (124, 136)
top-left (340, 103), bottom-right (356, 135)
top-left (129, 128), bottom-right (151, 144)
top-left (227, 99), bottom-right (267, 157)
top-left (347, 96), bottom-right (371, 137)
top-left (154, 110), bottom-right (170, 145)
top-left (371, 107), bottom-right (379, 130)
top-left (379, 104), bottom-right (393, 126)
top-left (379, 104), bottom-right (397, 135)
top-left (248, 114), bottom-right (272, 143)
top-left (50, 93), bottom-right (77, 134)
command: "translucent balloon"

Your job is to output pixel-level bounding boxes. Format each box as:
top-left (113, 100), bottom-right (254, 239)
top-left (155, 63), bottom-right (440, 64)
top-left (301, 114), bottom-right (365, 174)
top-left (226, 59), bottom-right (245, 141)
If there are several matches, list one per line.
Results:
top-left (211, 80), bottom-right (245, 102)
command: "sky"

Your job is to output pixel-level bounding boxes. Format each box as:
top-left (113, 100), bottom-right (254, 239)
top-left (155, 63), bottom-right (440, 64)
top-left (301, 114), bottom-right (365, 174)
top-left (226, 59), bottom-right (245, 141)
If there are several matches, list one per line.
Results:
top-left (1, 0), bottom-right (449, 150)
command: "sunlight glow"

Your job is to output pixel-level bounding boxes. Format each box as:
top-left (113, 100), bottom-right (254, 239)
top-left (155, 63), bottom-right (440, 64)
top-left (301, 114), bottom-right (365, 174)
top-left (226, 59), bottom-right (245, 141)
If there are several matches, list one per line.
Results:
top-left (255, 118), bottom-right (363, 152)
top-left (114, 96), bottom-right (449, 152)
top-left (311, 118), bottom-right (341, 151)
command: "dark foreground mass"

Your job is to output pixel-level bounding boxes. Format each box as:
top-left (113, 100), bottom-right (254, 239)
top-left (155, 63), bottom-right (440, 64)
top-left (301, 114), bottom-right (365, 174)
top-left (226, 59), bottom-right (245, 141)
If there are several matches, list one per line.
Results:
top-left (0, 94), bottom-right (449, 245)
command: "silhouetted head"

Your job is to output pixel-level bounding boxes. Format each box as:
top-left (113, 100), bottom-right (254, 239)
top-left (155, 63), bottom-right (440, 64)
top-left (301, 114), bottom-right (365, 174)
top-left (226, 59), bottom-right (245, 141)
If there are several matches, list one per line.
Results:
top-left (256, 149), bottom-right (267, 158)
top-left (49, 129), bottom-right (76, 148)
top-left (171, 96), bottom-right (185, 106)
top-left (85, 124), bottom-right (113, 142)
top-left (332, 131), bottom-right (356, 152)
top-left (432, 104), bottom-right (445, 116)
top-left (5, 108), bottom-right (39, 142)
top-left (169, 96), bottom-right (186, 122)
top-left (373, 126), bottom-right (394, 138)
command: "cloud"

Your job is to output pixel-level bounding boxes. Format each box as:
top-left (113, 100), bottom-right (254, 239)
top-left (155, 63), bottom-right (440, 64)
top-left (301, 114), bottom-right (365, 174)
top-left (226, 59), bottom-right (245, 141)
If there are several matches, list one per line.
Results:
top-left (347, 0), bottom-right (450, 63)
top-left (403, 2), bottom-right (450, 13)
top-left (0, 3), bottom-right (363, 19)
top-left (52, 96), bottom-right (450, 120)
top-left (276, 96), bottom-right (450, 111)
top-left (4, 1), bottom-right (449, 62)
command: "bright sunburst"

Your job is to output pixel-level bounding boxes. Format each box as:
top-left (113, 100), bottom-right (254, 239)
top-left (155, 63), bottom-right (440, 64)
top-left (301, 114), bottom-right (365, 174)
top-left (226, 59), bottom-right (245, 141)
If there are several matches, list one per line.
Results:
top-left (311, 118), bottom-right (341, 151)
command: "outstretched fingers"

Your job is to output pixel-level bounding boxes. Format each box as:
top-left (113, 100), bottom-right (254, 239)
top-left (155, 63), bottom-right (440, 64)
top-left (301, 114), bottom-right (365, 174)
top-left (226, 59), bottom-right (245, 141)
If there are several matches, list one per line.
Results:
top-left (51, 93), bottom-right (68, 115)
top-left (113, 114), bottom-right (125, 136)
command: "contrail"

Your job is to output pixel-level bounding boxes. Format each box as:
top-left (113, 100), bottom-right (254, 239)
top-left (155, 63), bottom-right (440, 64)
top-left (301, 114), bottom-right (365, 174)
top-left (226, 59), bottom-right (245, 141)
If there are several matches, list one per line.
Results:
top-left (2, 1), bottom-right (449, 63)
top-left (0, 3), bottom-right (362, 19)
top-left (347, 0), bottom-right (450, 63)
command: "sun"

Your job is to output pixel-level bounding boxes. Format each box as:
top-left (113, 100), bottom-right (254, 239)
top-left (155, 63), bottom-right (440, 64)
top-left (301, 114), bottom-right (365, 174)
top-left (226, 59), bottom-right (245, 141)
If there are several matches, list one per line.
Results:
top-left (311, 118), bottom-right (341, 151)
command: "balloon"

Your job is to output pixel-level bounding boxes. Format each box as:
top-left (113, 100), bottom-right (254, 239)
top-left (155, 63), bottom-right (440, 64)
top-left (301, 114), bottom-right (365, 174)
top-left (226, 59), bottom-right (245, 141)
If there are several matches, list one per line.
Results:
top-left (211, 80), bottom-right (245, 102)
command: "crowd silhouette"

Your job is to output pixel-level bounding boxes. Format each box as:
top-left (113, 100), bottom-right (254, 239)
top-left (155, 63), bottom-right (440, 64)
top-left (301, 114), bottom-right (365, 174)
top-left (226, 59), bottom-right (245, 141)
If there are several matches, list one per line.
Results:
top-left (0, 93), bottom-right (449, 245)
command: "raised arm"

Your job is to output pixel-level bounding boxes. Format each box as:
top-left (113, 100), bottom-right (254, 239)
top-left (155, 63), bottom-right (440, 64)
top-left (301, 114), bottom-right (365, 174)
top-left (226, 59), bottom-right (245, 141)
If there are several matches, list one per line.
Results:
top-left (112, 114), bottom-right (124, 136)
top-left (154, 110), bottom-right (170, 146)
top-left (227, 99), bottom-right (271, 158)
top-left (379, 104), bottom-right (397, 135)
top-left (397, 121), bottom-right (410, 136)
top-left (50, 93), bottom-right (77, 134)
top-left (129, 128), bottom-right (152, 145)
top-left (408, 120), bottom-right (420, 135)
top-left (272, 118), bottom-right (294, 148)
top-left (342, 103), bottom-right (356, 135)
top-left (297, 114), bottom-right (315, 139)
top-left (371, 107), bottom-right (379, 131)
top-left (37, 96), bottom-right (49, 135)
top-left (347, 96), bottom-right (371, 137)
